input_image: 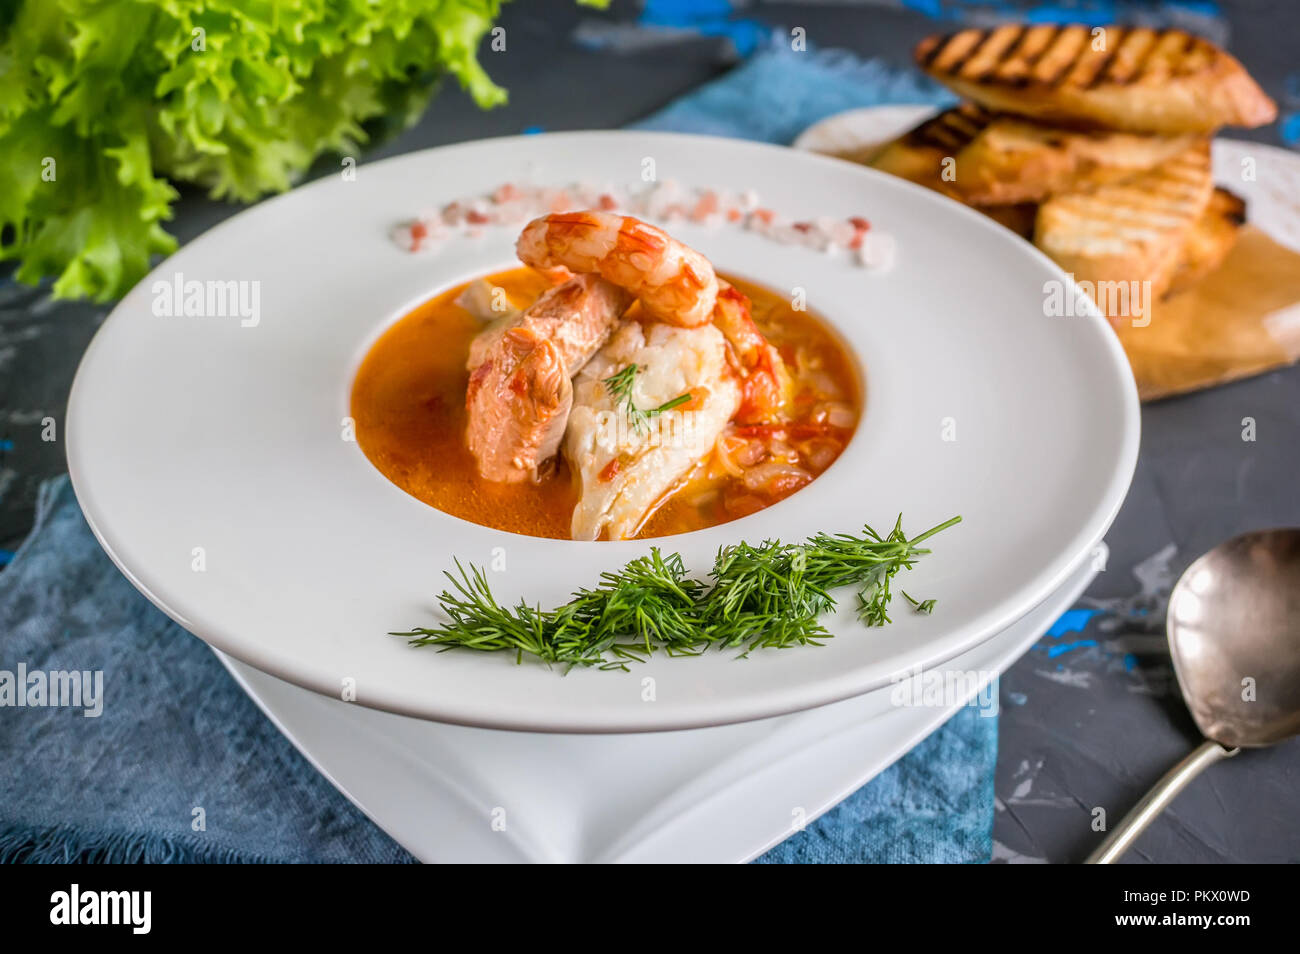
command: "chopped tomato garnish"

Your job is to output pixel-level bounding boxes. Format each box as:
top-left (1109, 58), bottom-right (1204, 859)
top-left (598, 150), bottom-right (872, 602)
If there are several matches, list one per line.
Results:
top-left (691, 192), bottom-right (719, 221)
top-left (849, 216), bottom-right (871, 231)
top-left (598, 459), bottom-right (621, 482)
top-left (409, 221), bottom-right (428, 251)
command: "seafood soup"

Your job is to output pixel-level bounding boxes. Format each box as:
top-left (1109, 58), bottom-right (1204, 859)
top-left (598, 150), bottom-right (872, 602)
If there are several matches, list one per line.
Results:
top-left (352, 212), bottom-right (861, 541)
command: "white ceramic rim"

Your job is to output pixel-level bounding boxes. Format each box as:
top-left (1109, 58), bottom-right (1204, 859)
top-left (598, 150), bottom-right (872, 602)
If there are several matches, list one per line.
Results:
top-left (66, 130), bottom-right (1140, 732)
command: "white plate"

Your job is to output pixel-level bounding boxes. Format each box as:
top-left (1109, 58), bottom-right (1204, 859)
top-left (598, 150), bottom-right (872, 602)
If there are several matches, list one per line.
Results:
top-left (67, 131), bottom-right (1138, 732)
top-left (793, 104), bottom-right (937, 157)
top-left (216, 543), bottom-right (1105, 862)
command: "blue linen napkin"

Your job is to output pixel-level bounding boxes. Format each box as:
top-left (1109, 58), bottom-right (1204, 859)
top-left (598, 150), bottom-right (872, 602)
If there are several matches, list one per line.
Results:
top-left (632, 39), bottom-right (953, 141)
top-left (0, 46), bottom-right (992, 864)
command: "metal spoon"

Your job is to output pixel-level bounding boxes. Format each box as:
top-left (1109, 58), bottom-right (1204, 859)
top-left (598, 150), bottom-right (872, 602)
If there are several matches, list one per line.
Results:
top-left (1085, 527), bottom-right (1300, 864)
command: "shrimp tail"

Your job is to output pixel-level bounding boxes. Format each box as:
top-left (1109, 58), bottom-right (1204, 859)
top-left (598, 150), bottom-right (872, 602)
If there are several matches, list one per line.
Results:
top-left (713, 282), bottom-right (792, 425)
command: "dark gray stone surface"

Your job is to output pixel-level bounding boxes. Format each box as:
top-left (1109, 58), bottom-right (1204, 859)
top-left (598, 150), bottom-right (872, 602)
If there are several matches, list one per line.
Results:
top-left (2, 0), bottom-right (1297, 863)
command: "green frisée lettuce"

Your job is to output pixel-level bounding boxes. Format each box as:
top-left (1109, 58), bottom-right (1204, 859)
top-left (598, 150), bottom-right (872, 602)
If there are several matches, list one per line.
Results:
top-left (0, 0), bottom-right (600, 302)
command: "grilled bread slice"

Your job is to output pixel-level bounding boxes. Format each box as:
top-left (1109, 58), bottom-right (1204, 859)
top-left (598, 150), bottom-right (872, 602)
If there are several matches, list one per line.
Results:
top-left (1166, 187), bottom-right (1246, 296)
top-left (951, 117), bottom-right (1196, 204)
top-left (916, 24), bottom-right (1276, 134)
top-left (868, 103), bottom-right (995, 194)
top-left (1034, 141), bottom-right (1214, 311)
top-left (978, 202), bottom-right (1038, 239)
top-left (864, 108), bottom-right (1036, 239)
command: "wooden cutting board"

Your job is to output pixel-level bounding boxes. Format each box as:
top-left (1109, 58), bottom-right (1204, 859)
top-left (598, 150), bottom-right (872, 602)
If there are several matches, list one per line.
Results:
top-left (1115, 226), bottom-right (1300, 400)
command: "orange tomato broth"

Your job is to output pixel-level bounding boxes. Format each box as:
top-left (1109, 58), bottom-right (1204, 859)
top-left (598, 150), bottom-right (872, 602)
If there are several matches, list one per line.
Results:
top-left (350, 267), bottom-right (861, 540)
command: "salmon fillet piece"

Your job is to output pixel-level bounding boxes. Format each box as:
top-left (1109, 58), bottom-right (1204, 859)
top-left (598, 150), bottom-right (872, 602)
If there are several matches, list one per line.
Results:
top-left (466, 327), bottom-right (572, 483)
top-left (467, 274), bottom-right (631, 372)
top-left (465, 275), bottom-right (632, 483)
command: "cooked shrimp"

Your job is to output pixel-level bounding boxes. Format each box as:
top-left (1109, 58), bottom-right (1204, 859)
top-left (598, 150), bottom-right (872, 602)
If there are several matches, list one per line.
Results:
top-left (516, 211), bottom-right (718, 327)
top-left (466, 276), bottom-right (632, 482)
top-left (712, 281), bottom-right (793, 425)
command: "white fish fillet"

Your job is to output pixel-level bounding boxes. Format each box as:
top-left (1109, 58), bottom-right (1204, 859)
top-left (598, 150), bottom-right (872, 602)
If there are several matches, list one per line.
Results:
top-left (566, 321), bottom-right (740, 540)
top-left (456, 278), bottom-right (523, 324)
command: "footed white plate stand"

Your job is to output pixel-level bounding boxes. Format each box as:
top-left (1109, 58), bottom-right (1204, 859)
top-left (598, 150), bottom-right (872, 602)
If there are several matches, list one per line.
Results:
top-left (215, 544), bottom-right (1103, 863)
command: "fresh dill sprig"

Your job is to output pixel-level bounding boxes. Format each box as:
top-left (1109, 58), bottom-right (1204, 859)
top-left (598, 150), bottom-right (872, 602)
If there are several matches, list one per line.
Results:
top-left (602, 363), bottom-right (693, 434)
top-left (391, 515), bottom-right (961, 671)
top-left (902, 591), bottom-right (937, 615)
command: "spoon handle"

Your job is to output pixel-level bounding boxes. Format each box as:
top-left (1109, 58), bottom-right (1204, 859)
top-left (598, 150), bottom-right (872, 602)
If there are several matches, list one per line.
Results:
top-left (1084, 739), bottom-right (1238, 864)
